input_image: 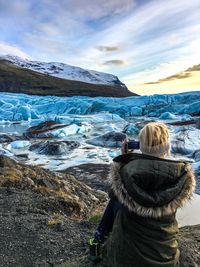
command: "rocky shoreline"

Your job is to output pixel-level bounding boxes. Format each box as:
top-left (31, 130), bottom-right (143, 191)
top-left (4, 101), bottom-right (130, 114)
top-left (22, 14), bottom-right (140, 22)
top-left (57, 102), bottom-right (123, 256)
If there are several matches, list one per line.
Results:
top-left (0, 156), bottom-right (199, 267)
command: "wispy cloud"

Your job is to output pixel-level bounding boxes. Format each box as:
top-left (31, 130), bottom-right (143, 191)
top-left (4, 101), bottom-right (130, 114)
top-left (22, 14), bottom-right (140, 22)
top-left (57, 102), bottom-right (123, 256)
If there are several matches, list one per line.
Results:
top-left (145, 73), bottom-right (191, 85)
top-left (144, 63), bottom-right (200, 85)
top-left (102, 60), bottom-right (127, 66)
top-left (0, 42), bottom-right (30, 59)
top-left (0, 0), bottom-right (199, 94)
top-left (122, 38), bottom-right (200, 86)
top-left (46, 0), bottom-right (135, 20)
top-left (96, 46), bottom-right (120, 52)
top-left (133, 62), bottom-right (200, 95)
top-left (187, 65), bottom-right (200, 72)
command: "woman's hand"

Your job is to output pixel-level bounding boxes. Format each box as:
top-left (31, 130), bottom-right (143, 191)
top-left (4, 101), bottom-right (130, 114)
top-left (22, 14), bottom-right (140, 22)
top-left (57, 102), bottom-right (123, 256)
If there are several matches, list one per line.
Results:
top-left (121, 138), bottom-right (128, 155)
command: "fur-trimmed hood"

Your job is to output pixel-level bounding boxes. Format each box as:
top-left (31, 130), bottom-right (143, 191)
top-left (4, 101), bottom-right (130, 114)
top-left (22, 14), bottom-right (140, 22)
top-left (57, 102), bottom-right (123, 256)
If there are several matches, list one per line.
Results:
top-left (109, 153), bottom-right (196, 218)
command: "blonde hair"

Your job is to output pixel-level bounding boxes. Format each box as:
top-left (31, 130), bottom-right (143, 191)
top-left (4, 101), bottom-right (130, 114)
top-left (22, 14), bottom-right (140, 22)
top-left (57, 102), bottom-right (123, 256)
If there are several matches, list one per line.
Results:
top-left (139, 122), bottom-right (170, 158)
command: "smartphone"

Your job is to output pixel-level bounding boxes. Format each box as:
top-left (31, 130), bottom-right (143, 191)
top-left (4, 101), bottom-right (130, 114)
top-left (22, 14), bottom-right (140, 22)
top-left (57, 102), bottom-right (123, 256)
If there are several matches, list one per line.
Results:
top-left (125, 140), bottom-right (140, 153)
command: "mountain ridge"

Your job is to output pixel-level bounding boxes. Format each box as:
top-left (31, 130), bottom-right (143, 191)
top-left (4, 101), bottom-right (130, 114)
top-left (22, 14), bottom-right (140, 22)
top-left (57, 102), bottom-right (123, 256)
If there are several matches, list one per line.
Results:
top-left (1, 55), bottom-right (127, 87)
top-left (0, 56), bottom-right (136, 97)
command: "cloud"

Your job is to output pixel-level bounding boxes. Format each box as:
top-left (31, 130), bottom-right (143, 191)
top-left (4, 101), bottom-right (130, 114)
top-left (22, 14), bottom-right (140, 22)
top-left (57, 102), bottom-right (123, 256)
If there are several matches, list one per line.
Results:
top-left (144, 63), bottom-right (200, 85)
top-left (102, 60), bottom-right (127, 66)
top-left (0, 0), bottom-right (31, 15)
top-left (145, 73), bottom-right (191, 85)
top-left (96, 46), bottom-right (119, 52)
top-left (62, 0), bottom-right (200, 74)
top-left (0, 42), bottom-right (30, 59)
top-left (47, 0), bottom-right (135, 20)
top-left (187, 64), bottom-right (200, 72)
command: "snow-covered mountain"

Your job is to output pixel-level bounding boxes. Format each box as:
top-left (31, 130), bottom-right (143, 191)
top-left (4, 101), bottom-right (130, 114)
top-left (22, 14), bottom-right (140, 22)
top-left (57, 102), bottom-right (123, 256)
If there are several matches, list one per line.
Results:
top-left (0, 54), bottom-right (127, 88)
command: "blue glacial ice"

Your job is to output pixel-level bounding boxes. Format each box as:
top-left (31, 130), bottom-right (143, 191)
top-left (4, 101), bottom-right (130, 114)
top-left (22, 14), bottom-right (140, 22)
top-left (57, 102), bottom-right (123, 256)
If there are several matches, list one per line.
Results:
top-left (0, 91), bottom-right (199, 122)
top-left (0, 91), bottom-right (200, 194)
top-left (171, 126), bottom-right (200, 155)
top-left (123, 123), bottom-right (140, 135)
top-left (7, 140), bottom-right (30, 150)
top-left (50, 123), bottom-right (92, 138)
top-left (159, 112), bottom-right (179, 120)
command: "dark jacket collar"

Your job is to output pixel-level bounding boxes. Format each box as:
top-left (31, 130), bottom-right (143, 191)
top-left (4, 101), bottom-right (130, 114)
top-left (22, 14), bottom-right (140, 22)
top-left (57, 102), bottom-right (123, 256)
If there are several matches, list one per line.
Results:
top-left (113, 152), bottom-right (192, 164)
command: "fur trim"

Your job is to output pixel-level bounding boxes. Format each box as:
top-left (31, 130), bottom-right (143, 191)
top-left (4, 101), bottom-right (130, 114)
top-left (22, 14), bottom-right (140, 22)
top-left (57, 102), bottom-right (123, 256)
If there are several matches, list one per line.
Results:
top-left (110, 162), bottom-right (196, 219)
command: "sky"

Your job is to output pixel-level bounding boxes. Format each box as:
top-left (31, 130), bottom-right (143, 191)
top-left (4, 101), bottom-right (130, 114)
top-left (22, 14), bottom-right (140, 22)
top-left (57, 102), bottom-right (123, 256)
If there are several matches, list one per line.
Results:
top-left (0, 0), bottom-right (200, 95)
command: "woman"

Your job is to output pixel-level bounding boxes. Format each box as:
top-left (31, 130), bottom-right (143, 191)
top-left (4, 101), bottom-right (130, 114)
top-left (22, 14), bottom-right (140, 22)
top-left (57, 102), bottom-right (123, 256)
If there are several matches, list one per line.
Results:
top-left (90, 122), bottom-right (196, 267)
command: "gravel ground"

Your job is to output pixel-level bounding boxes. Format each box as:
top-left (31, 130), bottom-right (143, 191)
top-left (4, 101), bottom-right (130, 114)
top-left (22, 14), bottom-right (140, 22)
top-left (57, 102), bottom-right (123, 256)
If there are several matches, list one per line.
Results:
top-left (0, 187), bottom-right (97, 267)
top-left (57, 225), bottom-right (200, 267)
top-left (0, 161), bottom-right (110, 267)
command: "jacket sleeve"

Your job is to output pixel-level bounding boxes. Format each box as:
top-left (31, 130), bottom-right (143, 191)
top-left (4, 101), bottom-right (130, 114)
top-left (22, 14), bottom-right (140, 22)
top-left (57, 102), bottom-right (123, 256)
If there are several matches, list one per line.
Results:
top-left (108, 188), bottom-right (119, 202)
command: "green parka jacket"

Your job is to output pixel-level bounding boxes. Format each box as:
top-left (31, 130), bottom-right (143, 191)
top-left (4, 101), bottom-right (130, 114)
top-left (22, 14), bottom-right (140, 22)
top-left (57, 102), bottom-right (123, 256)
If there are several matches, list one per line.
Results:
top-left (105, 153), bottom-right (196, 267)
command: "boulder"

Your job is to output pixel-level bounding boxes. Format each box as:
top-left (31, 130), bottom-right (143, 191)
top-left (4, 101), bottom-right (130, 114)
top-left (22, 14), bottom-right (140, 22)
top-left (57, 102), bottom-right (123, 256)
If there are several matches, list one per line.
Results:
top-left (0, 134), bottom-right (14, 143)
top-left (88, 131), bottom-right (127, 148)
top-left (29, 140), bottom-right (79, 155)
top-left (24, 121), bottom-right (67, 138)
top-left (25, 120), bottom-right (92, 138)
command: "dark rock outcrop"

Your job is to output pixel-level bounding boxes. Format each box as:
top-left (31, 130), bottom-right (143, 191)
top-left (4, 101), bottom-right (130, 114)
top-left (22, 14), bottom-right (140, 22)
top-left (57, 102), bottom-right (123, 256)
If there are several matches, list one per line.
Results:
top-left (29, 140), bottom-right (79, 155)
top-left (64, 163), bottom-right (111, 192)
top-left (0, 134), bottom-right (14, 143)
top-left (88, 131), bottom-right (127, 148)
top-left (24, 121), bottom-right (67, 138)
top-left (0, 155), bottom-right (107, 218)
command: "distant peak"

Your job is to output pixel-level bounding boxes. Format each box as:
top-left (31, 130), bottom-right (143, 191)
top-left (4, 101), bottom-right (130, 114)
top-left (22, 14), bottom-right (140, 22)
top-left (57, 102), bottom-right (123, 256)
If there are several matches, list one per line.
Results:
top-left (0, 54), bottom-right (127, 89)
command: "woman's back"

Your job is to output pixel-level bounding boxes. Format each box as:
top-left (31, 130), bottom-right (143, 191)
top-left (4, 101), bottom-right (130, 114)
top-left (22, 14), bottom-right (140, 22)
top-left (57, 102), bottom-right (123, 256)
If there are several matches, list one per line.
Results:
top-left (107, 209), bottom-right (179, 267)
top-left (106, 153), bottom-right (195, 267)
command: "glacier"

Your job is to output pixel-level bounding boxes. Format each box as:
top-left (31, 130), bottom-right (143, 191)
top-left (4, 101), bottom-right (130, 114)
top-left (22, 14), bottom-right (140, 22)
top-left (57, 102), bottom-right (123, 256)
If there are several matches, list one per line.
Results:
top-left (0, 91), bottom-right (199, 122)
top-left (0, 91), bottom-right (199, 194)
